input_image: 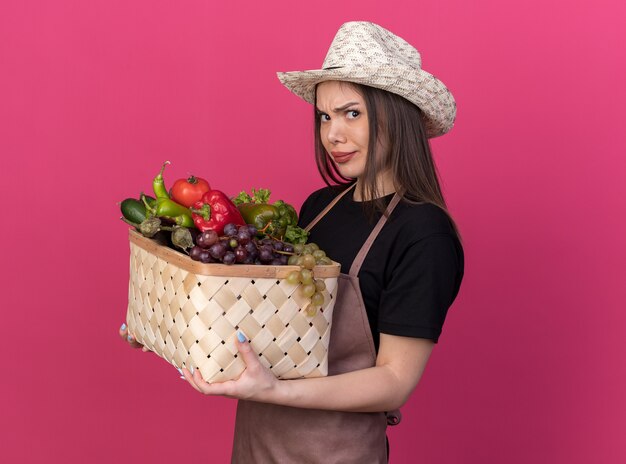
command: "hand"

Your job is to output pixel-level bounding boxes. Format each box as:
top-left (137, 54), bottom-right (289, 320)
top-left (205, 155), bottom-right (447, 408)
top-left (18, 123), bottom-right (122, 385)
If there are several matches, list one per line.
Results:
top-left (181, 334), bottom-right (279, 402)
top-left (118, 322), bottom-right (149, 352)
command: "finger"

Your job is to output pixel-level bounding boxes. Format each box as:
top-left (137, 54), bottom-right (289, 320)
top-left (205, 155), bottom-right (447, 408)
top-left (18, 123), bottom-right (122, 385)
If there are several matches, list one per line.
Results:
top-left (125, 332), bottom-right (143, 349)
top-left (235, 333), bottom-right (258, 369)
top-left (181, 368), bottom-right (204, 394)
top-left (119, 323), bottom-right (141, 347)
top-left (236, 338), bottom-right (254, 362)
top-left (192, 369), bottom-right (236, 396)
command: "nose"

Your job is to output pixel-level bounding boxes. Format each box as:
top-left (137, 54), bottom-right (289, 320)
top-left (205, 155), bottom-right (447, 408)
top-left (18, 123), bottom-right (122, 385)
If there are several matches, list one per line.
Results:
top-left (325, 119), bottom-right (346, 145)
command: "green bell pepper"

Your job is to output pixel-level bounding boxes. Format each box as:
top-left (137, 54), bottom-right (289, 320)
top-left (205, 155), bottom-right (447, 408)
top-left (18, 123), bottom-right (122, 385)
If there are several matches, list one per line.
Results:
top-left (237, 203), bottom-right (285, 237)
top-left (234, 188), bottom-right (304, 241)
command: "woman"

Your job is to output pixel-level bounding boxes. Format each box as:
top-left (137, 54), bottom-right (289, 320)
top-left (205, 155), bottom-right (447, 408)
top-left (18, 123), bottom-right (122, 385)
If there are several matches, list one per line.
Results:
top-left (120, 21), bottom-right (463, 463)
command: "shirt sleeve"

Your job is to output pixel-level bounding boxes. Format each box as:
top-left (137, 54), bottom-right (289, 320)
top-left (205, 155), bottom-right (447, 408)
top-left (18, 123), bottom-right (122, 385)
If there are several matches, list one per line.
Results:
top-left (377, 233), bottom-right (463, 343)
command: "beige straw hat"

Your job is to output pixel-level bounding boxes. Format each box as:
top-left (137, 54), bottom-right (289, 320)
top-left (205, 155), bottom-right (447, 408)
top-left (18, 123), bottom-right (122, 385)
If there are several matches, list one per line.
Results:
top-left (277, 21), bottom-right (456, 138)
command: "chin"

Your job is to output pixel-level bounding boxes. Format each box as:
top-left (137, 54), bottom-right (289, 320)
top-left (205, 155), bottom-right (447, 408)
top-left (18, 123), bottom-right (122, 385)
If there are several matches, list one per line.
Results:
top-left (334, 168), bottom-right (360, 180)
top-left (334, 162), bottom-right (365, 180)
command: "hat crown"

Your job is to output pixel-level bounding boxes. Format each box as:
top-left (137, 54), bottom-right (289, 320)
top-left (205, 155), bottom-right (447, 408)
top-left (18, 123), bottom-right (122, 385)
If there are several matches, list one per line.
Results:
top-left (322, 21), bottom-right (422, 71)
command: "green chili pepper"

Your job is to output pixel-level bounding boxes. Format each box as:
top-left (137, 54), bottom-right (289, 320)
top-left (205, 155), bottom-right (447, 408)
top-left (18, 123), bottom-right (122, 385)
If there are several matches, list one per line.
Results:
top-left (144, 162), bottom-right (194, 227)
top-left (142, 193), bottom-right (194, 228)
top-left (153, 161), bottom-right (171, 199)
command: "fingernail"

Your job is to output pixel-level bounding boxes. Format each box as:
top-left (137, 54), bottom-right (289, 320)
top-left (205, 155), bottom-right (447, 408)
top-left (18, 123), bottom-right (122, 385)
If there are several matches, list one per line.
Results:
top-left (237, 331), bottom-right (247, 343)
top-left (120, 323), bottom-right (127, 331)
top-left (189, 365), bottom-right (194, 374)
top-left (127, 335), bottom-right (133, 342)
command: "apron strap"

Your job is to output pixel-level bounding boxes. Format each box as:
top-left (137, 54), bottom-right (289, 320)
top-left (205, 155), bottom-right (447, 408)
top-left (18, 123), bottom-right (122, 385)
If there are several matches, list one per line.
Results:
top-left (349, 193), bottom-right (402, 277)
top-left (304, 183), bottom-right (356, 233)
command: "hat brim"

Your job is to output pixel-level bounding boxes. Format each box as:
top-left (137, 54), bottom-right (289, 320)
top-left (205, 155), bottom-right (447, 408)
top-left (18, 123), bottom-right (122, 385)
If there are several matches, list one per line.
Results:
top-left (277, 66), bottom-right (456, 138)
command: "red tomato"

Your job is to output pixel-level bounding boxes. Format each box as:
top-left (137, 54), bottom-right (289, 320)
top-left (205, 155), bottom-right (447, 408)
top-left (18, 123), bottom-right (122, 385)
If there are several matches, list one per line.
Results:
top-left (170, 175), bottom-right (211, 207)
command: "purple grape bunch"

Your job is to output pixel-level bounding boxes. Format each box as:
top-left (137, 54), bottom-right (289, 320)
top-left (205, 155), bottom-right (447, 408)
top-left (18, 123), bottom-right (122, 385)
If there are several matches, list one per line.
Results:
top-left (189, 223), bottom-right (291, 266)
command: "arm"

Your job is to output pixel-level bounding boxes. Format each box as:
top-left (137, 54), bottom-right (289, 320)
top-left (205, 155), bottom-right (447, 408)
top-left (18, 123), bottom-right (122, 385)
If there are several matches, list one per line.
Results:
top-left (183, 229), bottom-right (460, 410)
top-left (183, 332), bottom-right (434, 413)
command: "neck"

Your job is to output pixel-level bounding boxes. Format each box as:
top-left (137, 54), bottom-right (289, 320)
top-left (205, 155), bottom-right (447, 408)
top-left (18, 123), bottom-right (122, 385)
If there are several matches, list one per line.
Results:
top-left (353, 172), bottom-right (396, 201)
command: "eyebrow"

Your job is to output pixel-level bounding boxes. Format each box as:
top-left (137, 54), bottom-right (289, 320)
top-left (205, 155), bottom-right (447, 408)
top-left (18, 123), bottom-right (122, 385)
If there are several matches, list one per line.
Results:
top-left (315, 101), bottom-right (360, 113)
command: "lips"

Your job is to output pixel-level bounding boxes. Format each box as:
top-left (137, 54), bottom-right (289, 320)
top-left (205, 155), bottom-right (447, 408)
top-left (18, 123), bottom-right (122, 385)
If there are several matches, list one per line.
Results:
top-left (330, 151), bottom-right (356, 163)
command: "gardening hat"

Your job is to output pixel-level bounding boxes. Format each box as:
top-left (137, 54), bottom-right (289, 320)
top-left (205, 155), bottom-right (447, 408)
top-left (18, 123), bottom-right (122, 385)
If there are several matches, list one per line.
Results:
top-left (277, 21), bottom-right (456, 138)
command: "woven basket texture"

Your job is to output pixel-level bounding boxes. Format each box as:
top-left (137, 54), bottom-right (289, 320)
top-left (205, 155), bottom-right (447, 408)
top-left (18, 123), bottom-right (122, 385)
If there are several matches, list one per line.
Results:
top-left (126, 231), bottom-right (339, 383)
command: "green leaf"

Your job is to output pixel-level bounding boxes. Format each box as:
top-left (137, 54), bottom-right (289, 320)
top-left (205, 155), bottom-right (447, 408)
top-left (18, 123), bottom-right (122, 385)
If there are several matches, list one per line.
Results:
top-left (284, 225), bottom-right (309, 245)
top-left (232, 190), bottom-right (252, 206)
top-left (251, 188), bottom-right (271, 204)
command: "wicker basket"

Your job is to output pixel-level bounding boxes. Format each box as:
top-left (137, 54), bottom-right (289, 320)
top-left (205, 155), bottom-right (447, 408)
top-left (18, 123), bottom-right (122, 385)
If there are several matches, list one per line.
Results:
top-left (125, 229), bottom-right (340, 383)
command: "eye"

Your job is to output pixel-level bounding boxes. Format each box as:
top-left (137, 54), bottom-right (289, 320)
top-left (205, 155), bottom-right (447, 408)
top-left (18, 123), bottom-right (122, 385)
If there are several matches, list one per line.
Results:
top-left (346, 110), bottom-right (360, 119)
top-left (318, 112), bottom-right (330, 122)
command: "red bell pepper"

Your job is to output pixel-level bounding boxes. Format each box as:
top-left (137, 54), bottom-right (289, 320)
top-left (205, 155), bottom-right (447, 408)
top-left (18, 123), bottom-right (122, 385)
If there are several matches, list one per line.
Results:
top-left (190, 190), bottom-right (245, 235)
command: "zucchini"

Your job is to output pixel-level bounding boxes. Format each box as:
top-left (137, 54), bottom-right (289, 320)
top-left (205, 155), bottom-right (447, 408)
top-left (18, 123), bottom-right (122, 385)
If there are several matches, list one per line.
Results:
top-left (120, 198), bottom-right (149, 224)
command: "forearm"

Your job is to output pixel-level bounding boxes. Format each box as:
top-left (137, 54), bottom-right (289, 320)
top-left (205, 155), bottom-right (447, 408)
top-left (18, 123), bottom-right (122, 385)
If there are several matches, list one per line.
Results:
top-left (258, 335), bottom-right (434, 412)
top-left (182, 334), bottom-right (433, 410)
top-left (269, 364), bottom-right (408, 413)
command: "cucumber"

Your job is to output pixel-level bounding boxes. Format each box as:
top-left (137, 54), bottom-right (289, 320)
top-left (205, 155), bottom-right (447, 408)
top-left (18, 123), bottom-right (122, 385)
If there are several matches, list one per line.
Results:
top-left (120, 198), bottom-right (148, 224)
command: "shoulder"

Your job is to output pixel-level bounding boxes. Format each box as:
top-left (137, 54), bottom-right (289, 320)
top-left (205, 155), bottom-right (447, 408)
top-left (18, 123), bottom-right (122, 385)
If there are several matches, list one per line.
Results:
top-left (302, 186), bottom-right (337, 207)
top-left (298, 185), bottom-right (349, 227)
top-left (381, 200), bottom-right (464, 272)
top-left (390, 200), bottom-right (458, 241)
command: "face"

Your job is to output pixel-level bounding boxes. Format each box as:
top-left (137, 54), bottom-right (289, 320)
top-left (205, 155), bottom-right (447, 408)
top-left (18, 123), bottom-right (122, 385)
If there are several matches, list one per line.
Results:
top-left (316, 81), bottom-right (369, 180)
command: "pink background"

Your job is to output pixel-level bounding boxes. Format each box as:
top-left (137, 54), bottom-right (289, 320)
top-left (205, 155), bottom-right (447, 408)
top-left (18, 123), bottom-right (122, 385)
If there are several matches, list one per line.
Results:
top-left (1, 0), bottom-right (625, 462)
